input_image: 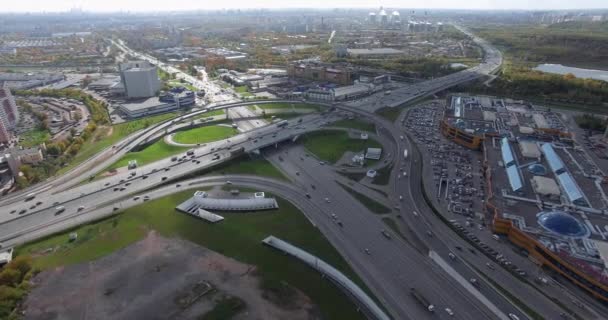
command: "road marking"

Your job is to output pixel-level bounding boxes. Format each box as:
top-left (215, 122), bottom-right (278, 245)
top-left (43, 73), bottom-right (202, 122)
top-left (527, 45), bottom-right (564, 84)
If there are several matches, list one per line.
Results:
top-left (428, 250), bottom-right (509, 320)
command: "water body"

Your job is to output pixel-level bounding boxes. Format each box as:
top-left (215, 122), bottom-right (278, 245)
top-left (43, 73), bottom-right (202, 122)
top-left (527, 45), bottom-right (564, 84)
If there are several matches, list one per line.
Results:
top-left (534, 64), bottom-right (608, 82)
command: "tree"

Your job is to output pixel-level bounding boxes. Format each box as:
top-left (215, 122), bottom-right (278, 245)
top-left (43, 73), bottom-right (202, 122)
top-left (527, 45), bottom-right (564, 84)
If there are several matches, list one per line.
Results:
top-left (0, 269), bottom-right (21, 287)
top-left (5, 256), bottom-right (32, 278)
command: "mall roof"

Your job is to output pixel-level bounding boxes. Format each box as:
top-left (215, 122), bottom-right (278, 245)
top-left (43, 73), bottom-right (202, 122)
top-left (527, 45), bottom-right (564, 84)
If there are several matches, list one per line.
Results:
top-left (506, 165), bottom-right (523, 192)
top-left (557, 172), bottom-right (584, 204)
top-left (501, 137), bottom-right (515, 167)
top-left (541, 143), bottom-right (565, 174)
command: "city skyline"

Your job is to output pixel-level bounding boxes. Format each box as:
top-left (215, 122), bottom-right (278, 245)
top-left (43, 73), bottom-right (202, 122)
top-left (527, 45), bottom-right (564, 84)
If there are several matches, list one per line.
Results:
top-left (1, 0), bottom-right (607, 13)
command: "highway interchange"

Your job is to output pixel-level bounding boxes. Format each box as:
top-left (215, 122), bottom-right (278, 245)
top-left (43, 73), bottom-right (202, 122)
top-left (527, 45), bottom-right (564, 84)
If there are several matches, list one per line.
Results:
top-left (0, 26), bottom-right (595, 320)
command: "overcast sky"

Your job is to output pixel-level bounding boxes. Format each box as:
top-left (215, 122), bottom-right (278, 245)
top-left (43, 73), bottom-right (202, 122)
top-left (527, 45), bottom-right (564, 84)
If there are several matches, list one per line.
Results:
top-left (3, 0), bottom-right (607, 12)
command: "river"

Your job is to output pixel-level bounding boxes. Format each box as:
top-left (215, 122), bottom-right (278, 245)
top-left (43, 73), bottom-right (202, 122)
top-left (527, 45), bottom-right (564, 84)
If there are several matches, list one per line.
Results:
top-left (534, 64), bottom-right (608, 82)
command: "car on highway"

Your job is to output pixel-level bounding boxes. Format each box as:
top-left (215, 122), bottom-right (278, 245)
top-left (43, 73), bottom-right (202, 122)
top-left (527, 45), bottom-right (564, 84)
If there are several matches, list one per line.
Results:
top-left (77, 206), bottom-right (85, 212)
top-left (381, 230), bottom-right (392, 239)
top-left (55, 206), bottom-right (65, 215)
top-left (19, 209), bottom-right (26, 215)
top-left (133, 196), bottom-right (140, 201)
top-left (161, 177), bottom-right (168, 181)
top-left (486, 262), bottom-right (495, 270)
top-left (445, 308), bottom-right (454, 316)
top-left (508, 314), bottom-right (520, 320)
top-left (364, 248), bottom-right (370, 255)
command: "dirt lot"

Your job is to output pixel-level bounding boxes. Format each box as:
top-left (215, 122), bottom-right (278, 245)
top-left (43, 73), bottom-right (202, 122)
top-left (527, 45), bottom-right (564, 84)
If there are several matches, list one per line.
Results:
top-left (24, 231), bottom-right (320, 320)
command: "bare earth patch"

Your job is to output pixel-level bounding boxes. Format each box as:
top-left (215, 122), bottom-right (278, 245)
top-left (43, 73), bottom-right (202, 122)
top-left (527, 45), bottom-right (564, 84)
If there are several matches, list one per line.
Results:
top-left (23, 231), bottom-right (319, 320)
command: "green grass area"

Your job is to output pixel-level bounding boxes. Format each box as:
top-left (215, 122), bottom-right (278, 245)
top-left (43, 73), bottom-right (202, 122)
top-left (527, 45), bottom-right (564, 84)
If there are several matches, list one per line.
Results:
top-left (106, 140), bottom-right (187, 170)
top-left (338, 182), bottom-right (391, 214)
top-left (168, 81), bottom-right (197, 92)
top-left (382, 217), bottom-right (406, 240)
top-left (58, 112), bottom-right (180, 174)
top-left (172, 125), bottom-right (237, 145)
top-left (372, 165), bottom-right (393, 185)
top-left (302, 130), bottom-right (381, 164)
top-left (337, 171), bottom-right (367, 182)
top-left (206, 156), bottom-right (288, 182)
top-left (17, 191), bottom-right (367, 320)
top-left (19, 129), bottom-right (50, 148)
top-left (196, 109), bottom-right (225, 118)
top-left (375, 107), bottom-right (402, 122)
top-left (201, 296), bottom-right (246, 320)
top-left (234, 86), bottom-right (249, 93)
top-left (331, 119), bottom-right (376, 132)
top-left (234, 86), bottom-right (253, 97)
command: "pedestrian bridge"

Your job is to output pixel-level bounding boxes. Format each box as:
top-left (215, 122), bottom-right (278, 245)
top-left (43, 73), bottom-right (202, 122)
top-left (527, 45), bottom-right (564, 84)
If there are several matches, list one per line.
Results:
top-left (262, 235), bottom-right (390, 320)
top-left (176, 190), bottom-right (278, 213)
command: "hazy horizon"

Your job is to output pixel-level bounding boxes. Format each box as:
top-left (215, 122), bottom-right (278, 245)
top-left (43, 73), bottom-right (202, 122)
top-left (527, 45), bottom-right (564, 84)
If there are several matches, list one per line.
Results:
top-left (1, 0), bottom-right (607, 13)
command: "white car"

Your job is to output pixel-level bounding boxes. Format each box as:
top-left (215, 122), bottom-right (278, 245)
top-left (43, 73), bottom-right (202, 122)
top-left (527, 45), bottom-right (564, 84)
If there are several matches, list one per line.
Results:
top-left (445, 308), bottom-right (454, 316)
top-left (508, 313), bottom-right (520, 320)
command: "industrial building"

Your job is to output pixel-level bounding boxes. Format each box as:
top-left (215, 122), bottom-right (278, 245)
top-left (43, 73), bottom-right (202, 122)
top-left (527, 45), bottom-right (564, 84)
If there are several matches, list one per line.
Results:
top-left (0, 72), bottom-right (64, 90)
top-left (346, 48), bottom-right (404, 58)
top-left (287, 63), bottom-right (353, 85)
top-left (439, 95), bottom-right (608, 303)
top-left (119, 61), bottom-right (161, 99)
top-left (306, 83), bottom-right (374, 102)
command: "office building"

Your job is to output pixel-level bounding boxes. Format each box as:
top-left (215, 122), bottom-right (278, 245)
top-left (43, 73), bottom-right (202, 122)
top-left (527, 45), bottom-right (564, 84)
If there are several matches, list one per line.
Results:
top-left (118, 89), bottom-right (195, 119)
top-left (119, 61), bottom-right (161, 99)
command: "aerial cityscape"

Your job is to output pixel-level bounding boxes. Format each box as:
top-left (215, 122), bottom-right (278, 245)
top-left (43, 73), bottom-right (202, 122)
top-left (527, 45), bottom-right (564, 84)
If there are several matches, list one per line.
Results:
top-left (0, 2), bottom-right (608, 320)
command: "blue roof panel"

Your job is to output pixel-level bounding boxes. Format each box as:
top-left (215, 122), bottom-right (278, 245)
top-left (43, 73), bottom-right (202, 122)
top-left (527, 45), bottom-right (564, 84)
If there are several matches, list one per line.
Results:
top-left (557, 172), bottom-right (584, 203)
top-left (506, 165), bottom-right (523, 192)
top-left (501, 137), bottom-right (515, 167)
top-left (454, 97), bottom-right (462, 118)
top-left (541, 143), bottom-right (565, 174)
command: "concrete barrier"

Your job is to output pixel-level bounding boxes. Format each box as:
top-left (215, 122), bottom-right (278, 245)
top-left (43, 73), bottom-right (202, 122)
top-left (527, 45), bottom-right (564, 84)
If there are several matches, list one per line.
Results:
top-left (262, 235), bottom-right (390, 320)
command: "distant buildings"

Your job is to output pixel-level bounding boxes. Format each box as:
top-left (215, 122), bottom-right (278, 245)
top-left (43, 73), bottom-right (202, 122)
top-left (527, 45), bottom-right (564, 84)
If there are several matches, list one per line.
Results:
top-left (306, 83), bottom-right (374, 102)
top-left (346, 48), bottom-right (404, 59)
top-left (287, 63), bottom-right (353, 85)
top-left (0, 72), bottom-right (64, 90)
top-left (368, 7), bottom-right (401, 27)
top-left (119, 61), bottom-right (161, 99)
top-left (0, 88), bottom-right (19, 143)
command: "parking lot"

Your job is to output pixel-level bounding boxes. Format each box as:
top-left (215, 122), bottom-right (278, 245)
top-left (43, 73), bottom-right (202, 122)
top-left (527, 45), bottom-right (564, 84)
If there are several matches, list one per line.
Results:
top-left (404, 102), bottom-right (485, 220)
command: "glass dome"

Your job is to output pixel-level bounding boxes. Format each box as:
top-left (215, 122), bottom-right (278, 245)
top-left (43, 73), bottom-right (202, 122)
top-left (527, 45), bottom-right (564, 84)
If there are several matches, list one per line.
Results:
top-left (537, 211), bottom-right (589, 238)
top-left (528, 164), bottom-right (547, 176)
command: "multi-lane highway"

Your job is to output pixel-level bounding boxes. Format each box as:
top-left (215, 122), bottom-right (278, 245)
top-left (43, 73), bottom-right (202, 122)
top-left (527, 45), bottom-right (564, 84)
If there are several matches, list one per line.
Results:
top-left (3, 26), bottom-right (591, 320)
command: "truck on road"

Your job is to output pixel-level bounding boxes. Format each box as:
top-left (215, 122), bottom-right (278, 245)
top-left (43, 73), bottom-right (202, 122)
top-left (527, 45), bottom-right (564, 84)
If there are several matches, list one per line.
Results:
top-left (410, 288), bottom-right (435, 312)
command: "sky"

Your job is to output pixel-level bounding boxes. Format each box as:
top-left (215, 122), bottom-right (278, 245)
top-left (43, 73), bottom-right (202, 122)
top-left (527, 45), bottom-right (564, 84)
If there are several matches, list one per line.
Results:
top-left (2, 0), bottom-right (607, 12)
